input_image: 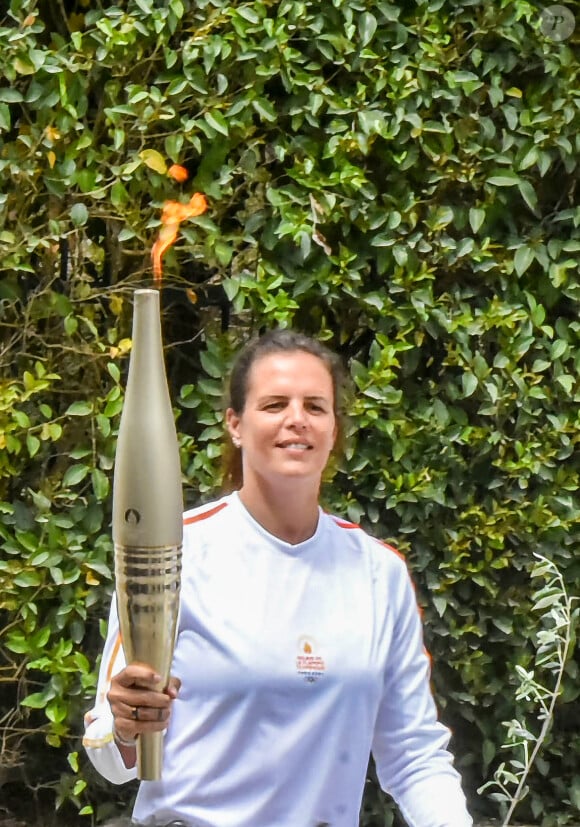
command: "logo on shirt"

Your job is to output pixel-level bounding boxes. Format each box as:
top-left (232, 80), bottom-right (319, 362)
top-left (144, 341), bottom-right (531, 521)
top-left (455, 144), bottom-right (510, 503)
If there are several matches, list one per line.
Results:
top-left (296, 636), bottom-right (326, 683)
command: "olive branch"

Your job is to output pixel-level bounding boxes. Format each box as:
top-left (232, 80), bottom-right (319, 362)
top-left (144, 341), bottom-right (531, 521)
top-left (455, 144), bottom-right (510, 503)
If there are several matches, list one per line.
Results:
top-left (478, 553), bottom-right (578, 826)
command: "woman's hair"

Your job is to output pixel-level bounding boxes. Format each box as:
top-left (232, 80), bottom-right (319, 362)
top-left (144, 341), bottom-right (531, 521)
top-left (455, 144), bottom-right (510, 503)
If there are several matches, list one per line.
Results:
top-left (222, 329), bottom-right (350, 491)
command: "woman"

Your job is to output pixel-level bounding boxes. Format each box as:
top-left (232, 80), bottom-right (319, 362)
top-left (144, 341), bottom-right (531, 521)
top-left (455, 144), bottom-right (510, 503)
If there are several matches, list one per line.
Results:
top-left (84, 330), bottom-right (473, 827)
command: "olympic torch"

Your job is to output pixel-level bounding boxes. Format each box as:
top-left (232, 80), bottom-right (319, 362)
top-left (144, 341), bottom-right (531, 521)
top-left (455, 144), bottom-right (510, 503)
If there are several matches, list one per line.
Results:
top-left (112, 288), bottom-right (183, 780)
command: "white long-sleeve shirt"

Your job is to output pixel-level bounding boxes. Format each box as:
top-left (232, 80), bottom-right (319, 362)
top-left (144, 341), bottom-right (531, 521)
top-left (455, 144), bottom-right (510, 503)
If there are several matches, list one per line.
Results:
top-left (84, 492), bottom-right (472, 827)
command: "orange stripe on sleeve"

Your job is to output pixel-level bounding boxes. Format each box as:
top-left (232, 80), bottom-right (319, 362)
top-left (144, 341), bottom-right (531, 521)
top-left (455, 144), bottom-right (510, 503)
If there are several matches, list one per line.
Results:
top-left (106, 633), bottom-right (122, 685)
top-left (183, 501), bottom-right (228, 525)
top-left (332, 518), bottom-right (361, 530)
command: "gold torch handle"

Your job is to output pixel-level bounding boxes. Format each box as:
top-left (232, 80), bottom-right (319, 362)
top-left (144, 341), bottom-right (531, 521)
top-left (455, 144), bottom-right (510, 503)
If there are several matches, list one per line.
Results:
top-left (114, 542), bottom-right (182, 779)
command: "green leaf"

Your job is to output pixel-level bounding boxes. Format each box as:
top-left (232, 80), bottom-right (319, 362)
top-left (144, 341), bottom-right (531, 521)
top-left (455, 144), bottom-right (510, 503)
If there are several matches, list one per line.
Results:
top-left (14, 570), bottom-right (42, 587)
top-left (518, 145), bottom-right (538, 170)
top-left (91, 468), bottom-right (109, 500)
top-left (135, 0), bottom-right (153, 15)
top-left (492, 617), bottom-right (513, 634)
top-left (13, 410), bottom-right (30, 428)
top-left (462, 372), bottom-right (478, 398)
top-left (139, 148), bottom-right (167, 174)
top-left (359, 12), bottom-right (377, 46)
top-left (556, 375), bottom-right (573, 393)
top-left (200, 348), bottom-right (224, 379)
top-left (107, 362), bottom-right (121, 383)
top-left (75, 168), bottom-right (96, 193)
top-left (165, 132), bottom-right (184, 160)
top-left (532, 359), bottom-right (550, 372)
top-left (111, 181), bottom-right (129, 208)
top-left (27, 434), bottom-right (40, 458)
top-left (569, 777), bottom-right (580, 810)
top-left (359, 110), bottom-right (384, 135)
top-left (237, 5), bottom-right (260, 23)
top-left (252, 98), bottom-right (277, 123)
top-left (170, 0), bottom-right (185, 16)
top-left (70, 203), bottom-right (89, 227)
top-left (469, 207), bottom-right (485, 233)
top-left (62, 464), bottom-right (90, 487)
top-left (514, 245), bottom-right (534, 276)
top-left (73, 779), bottom-right (87, 796)
top-left (0, 103), bottom-right (11, 130)
top-left (0, 88), bottom-right (24, 103)
top-left (204, 111), bottom-right (228, 136)
top-left (21, 692), bottom-right (50, 709)
top-left (64, 314), bottom-right (78, 336)
top-left (104, 397), bottom-right (123, 417)
top-left (13, 56), bottom-right (36, 75)
top-left (427, 206), bottom-right (454, 231)
top-left (487, 172), bottom-right (519, 187)
top-left (6, 634), bottom-right (29, 654)
top-left (96, 413), bottom-right (111, 437)
top-left (449, 70), bottom-right (480, 83)
top-left (46, 698), bottom-right (67, 723)
top-left (65, 400), bottom-right (93, 416)
top-left (482, 739), bottom-right (496, 767)
top-left (518, 179), bottom-right (538, 211)
top-left (551, 340), bottom-right (567, 359)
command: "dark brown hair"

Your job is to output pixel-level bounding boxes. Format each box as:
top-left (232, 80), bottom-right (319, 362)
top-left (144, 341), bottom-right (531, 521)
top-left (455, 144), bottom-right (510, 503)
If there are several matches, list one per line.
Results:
top-left (222, 329), bottom-right (349, 491)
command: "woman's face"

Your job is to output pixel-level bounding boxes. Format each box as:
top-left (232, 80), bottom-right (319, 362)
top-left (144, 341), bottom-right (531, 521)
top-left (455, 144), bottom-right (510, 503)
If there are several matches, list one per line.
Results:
top-left (226, 350), bottom-right (337, 491)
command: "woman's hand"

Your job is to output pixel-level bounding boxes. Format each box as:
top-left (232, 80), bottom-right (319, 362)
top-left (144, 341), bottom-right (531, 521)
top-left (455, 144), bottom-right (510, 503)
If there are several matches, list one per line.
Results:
top-left (107, 662), bottom-right (181, 765)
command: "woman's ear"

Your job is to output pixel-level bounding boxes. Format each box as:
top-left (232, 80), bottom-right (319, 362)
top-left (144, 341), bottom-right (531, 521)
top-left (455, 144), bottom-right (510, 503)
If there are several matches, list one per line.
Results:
top-left (226, 408), bottom-right (241, 445)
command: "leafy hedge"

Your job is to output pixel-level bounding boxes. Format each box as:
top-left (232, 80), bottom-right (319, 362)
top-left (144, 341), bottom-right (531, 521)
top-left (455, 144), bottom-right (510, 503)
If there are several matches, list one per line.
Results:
top-left (1, 0), bottom-right (579, 824)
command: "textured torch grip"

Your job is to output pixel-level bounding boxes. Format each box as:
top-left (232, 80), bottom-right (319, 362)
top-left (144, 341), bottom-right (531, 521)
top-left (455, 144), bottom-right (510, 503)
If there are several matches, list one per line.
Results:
top-left (115, 543), bottom-right (182, 779)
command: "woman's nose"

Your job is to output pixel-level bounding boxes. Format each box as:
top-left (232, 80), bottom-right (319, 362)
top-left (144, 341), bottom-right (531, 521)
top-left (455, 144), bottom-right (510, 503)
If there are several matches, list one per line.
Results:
top-left (286, 401), bottom-right (307, 428)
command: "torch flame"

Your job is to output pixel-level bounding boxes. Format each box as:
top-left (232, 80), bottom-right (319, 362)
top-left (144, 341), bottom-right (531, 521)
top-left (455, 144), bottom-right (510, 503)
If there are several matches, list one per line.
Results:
top-left (151, 192), bottom-right (208, 284)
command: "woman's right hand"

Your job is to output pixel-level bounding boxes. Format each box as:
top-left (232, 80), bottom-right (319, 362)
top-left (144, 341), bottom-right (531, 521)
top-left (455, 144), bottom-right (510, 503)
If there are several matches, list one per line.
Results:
top-left (107, 662), bottom-right (181, 760)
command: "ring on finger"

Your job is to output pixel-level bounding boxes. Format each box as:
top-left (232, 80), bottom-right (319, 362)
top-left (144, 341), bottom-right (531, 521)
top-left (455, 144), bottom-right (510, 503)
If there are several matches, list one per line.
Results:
top-left (131, 706), bottom-right (140, 721)
top-left (157, 707), bottom-right (164, 722)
